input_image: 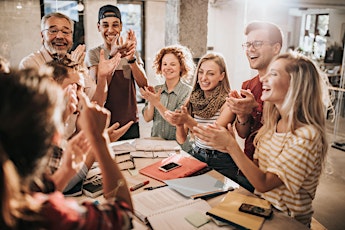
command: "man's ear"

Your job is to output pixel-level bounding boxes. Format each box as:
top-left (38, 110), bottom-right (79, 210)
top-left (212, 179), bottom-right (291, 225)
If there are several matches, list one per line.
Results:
top-left (97, 22), bottom-right (101, 32)
top-left (272, 43), bottom-right (281, 55)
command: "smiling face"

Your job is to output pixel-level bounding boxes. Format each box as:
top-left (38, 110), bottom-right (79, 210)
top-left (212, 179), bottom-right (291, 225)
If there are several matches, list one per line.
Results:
top-left (98, 15), bottom-right (122, 49)
top-left (41, 16), bottom-right (73, 58)
top-left (261, 58), bottom-right (290, 109)
top-left (161, 53), bottom-right (181, 81)
top-left (245, 29), bottom-right (279, 77)
top-left (197, 60), bottom-right (225, 98)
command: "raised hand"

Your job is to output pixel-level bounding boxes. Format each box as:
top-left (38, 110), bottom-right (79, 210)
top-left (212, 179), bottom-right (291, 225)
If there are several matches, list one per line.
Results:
top-left (98, 49), bottom-right (121, 78)
top-left (140, 86), bottom-right (162, 107)
top-left (63, 131), bottom-right (91, 173)
top-left (77, 90), bottom-right (111, 143)
top-left (227, 89), bottom-right (258, 118)
top-left (193, 123), bottom-right (236, 153)
top-left (63, 84), bottom-right (78, 121)
top-left (70, 44), bottom-right (86, 65)
top-left (164, 106), bottom-right (189, 126)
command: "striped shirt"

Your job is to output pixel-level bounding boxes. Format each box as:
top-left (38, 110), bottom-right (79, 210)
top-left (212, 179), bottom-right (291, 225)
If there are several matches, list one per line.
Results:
top-left (254, 125), bottom-right (323, 225)
top-left (194, 111), bottom-right (220, 150)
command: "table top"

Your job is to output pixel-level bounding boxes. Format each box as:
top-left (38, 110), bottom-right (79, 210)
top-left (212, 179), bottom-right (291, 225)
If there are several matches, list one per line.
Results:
top-left (77, 138), bottom-right (308, 230)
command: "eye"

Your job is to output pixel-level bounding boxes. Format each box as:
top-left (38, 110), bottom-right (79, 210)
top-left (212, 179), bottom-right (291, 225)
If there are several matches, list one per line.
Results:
top-left (50, 29), bottom-right (58, 34)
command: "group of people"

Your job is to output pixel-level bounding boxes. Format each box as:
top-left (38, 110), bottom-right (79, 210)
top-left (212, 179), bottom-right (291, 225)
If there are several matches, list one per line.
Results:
top-left (0, 3), bottom-right (330, 229)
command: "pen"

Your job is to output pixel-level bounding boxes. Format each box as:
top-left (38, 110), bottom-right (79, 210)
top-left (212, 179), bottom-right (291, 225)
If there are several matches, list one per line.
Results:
top-left (130, 180), bottom-right (149, 191)
top-left (144, 184), bottom-right (168, 190)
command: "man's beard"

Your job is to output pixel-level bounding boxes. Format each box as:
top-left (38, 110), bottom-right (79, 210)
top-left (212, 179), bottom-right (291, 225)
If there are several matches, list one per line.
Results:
top-left (44, 40), bottom-right (71, 58)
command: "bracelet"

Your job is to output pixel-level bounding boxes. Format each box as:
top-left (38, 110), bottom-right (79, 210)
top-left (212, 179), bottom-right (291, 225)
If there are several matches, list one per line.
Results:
top-left (127, 57), bottom-right (136, 64)
top-left (236, 117), bottom-right (249, 126)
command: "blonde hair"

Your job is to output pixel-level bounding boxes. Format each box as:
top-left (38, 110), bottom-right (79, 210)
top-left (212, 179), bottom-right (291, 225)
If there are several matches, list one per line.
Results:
top-left (191, 52), bottom-right (230, 93)
top-left (254, 53), bottom-right (328, 165)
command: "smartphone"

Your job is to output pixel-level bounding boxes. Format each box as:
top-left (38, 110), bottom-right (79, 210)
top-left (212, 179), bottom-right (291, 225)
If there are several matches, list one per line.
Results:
top-left (159, 162), bottom-right (181, 172)
top-left (239, 203), bottom-right (272, 219)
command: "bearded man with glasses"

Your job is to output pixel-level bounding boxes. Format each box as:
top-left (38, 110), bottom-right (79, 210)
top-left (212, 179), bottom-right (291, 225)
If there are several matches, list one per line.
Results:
top-left (225, 21), bottom-right (283, 192)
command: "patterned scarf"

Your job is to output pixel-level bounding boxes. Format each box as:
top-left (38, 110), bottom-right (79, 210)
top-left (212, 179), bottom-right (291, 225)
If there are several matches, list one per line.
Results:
top-left (190, 85), bottom-right (227, 118)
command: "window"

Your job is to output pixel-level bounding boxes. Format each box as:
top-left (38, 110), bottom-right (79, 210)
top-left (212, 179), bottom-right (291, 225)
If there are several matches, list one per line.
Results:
top-left (301, 14), bottom-right (329, 60)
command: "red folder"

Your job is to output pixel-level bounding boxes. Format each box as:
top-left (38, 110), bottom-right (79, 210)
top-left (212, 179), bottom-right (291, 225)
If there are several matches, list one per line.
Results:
top-left (139, 155), bottom-right (208, 182)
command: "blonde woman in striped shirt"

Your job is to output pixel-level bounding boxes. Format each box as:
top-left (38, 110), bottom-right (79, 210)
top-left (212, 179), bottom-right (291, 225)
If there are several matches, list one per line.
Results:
top-left (193, 52), bottom-right (328, 226)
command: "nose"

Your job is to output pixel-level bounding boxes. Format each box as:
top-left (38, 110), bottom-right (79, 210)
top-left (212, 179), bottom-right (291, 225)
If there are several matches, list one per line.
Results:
top-left (56, 30), bottom-right (65, 38)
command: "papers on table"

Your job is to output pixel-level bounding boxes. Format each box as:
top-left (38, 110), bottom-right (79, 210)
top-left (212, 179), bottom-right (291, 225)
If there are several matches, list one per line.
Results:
top-left (164, 174), bottom-right (239, 199)
top-left (109, 139), bottom-right (181, 158)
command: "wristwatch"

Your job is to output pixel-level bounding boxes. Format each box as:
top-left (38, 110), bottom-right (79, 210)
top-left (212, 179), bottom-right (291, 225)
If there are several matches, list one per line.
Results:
top-left (128, 57), bottom-right (137, 64)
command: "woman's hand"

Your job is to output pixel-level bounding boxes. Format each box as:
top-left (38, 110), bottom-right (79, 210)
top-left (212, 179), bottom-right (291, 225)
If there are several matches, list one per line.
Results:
top-left (140, 86), bottom-right (161, 107)
top-left (77, 91), bottom-right (110, 143)
top-left (164, 106), bottom-right (189, 126)
top-left (193, 123), bottom-right (237, 153)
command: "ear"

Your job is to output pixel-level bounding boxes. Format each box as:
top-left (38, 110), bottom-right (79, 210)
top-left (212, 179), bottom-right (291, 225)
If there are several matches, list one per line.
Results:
top-left (219, 71), bottom-right (225, 82)
top-left (272, 43), bottom-right (281, 55)
top-left (97, 22), bottom-right (101, 32)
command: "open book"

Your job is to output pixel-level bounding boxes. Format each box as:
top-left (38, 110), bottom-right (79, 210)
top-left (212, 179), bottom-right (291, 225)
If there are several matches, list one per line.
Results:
top-left (132, 187), bottom-right (220, 230)
top-left (206, 192), bottom-right (272, 230)
top-left (139, 154), bottom-right (207, 182)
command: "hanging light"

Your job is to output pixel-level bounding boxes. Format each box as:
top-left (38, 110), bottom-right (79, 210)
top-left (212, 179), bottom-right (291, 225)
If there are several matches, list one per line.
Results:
top-left (77, 0), bottom-right (84, 12)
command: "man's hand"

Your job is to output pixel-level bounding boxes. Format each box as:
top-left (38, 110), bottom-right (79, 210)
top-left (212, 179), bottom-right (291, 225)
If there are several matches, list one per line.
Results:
top-left (70, 44), bottom-right (86, 65)
top-left (107, 121), bottom-right (134, 142)
top-left (227, 89), bottom-right (258, 120)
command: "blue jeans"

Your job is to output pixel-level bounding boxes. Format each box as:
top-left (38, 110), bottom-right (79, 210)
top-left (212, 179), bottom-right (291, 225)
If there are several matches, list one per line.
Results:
top-left (191, 146), bottom-right (254, 192)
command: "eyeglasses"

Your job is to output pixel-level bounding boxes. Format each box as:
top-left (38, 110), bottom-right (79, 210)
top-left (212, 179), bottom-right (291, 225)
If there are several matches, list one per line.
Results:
top-left (242, 40), bottom-right (273, 50)
top-left (43, 27), bottom-right (72, 36)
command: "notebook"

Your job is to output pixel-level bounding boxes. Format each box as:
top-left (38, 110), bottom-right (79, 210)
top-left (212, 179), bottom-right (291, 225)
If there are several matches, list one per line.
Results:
top-left (132, 187), bottom-right (218, 230)
top-left (206, 192), bottom-right (271, 230)
top-left (164, 173), bottom-right (238, 199)
top-left (139, 155), bottom-right (207, 182)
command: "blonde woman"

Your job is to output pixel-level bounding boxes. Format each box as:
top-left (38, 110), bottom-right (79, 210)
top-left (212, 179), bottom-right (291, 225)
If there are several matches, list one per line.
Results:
top-left (165, 52), bottom-right (236, 180)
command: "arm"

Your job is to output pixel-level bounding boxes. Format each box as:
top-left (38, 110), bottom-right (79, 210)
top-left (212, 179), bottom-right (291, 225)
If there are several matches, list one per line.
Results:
top-left (123, 30), bottom-right (147, 88)
top-left (192, 123), bottom-right (283, 193)
top-left (77, 91), bottom-right (132, 209)
top-left (215, 103), bottom-right (236, 127)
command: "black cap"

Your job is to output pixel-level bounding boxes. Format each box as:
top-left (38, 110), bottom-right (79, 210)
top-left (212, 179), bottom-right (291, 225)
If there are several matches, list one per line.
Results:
top-left (98, 5), bottom-right (121, 22)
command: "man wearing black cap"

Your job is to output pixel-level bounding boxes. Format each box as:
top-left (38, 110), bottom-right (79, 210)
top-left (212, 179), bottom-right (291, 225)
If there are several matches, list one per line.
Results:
top-left (85, 4), bottom-right (148, 140)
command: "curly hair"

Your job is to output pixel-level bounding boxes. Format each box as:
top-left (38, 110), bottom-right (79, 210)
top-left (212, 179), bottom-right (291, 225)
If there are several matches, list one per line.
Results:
top-left (152, 44), bottom-right (195, 83)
